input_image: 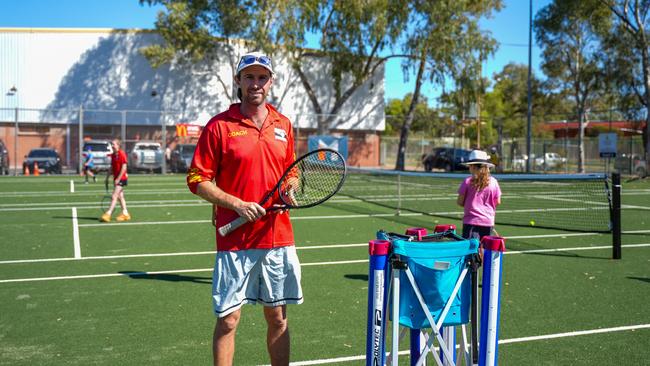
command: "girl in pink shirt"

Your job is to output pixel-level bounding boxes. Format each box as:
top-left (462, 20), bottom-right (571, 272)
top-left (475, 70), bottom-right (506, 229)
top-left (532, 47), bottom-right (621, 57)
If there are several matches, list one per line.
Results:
top-left (457, 150), bottom-right (502, 240)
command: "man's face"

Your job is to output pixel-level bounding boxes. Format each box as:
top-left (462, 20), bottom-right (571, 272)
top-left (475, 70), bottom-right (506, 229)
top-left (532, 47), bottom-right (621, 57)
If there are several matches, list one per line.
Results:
top-left (111, 140), bottom-right (119, 152)
top-left (236, 65), bottom-right (273, 106)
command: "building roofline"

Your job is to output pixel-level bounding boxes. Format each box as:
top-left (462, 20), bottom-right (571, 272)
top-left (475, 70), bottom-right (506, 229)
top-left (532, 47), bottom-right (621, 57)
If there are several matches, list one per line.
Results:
top-left (0, 27), bottom-right (156, 34)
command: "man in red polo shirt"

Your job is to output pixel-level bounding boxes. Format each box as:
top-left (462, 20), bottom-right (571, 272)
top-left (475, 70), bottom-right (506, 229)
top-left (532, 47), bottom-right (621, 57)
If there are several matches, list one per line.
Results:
top-left (100, 139), bottom-right (131, 222)
top-left (187, 51), bottom-right (301, 366)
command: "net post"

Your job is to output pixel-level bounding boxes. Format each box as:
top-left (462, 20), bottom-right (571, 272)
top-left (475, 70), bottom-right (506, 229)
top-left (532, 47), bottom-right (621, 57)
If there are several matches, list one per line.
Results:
top-left (612, 172), bottom-right (622, 259)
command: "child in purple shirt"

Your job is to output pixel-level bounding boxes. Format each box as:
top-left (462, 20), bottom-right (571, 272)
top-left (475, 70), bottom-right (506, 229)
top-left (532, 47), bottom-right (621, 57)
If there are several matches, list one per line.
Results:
top-left (457, 150), bottom-right (502, 240)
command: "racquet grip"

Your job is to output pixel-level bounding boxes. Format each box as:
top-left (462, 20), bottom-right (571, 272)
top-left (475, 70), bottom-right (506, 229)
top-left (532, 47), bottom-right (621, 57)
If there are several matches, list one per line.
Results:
top-left (218, 216), bottom-right (248, 237)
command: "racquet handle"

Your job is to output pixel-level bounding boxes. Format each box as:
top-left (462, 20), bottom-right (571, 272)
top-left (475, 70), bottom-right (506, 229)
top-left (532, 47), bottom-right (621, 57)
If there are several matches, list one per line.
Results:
top-left (218, 216), bottom-right (248, 237)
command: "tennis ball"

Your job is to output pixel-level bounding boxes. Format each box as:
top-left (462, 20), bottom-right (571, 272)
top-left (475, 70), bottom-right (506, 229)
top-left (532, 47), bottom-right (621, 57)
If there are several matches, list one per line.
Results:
top-left (529, 220), bottom-right (536, 226)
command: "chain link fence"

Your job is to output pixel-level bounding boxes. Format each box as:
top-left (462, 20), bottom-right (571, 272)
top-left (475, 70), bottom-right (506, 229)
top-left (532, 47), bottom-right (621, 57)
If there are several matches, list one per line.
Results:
top-left (0, 107), bottom-right (183, 175)
top-left (1, 106), bottom-right (647, 176)
top-left (379, 134), bottom-right (646, 175)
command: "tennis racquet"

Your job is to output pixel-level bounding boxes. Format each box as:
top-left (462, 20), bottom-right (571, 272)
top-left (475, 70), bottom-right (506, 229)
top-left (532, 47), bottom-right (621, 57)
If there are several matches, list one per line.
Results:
top-left (100, 171), bottom-right (111, 213)
top-left (218, 148), bottom-right (347, 237)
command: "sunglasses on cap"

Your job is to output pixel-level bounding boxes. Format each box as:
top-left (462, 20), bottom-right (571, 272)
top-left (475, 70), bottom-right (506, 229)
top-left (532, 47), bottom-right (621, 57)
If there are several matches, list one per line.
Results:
top-left (238, 55), bottom-right (272, 69)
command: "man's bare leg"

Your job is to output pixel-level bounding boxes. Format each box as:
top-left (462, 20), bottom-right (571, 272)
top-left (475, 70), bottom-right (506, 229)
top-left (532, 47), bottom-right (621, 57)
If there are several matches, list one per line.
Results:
top-left (213, 310), bottom-right (240, 366)
top-left (264, 305), bottom-right (289, 366)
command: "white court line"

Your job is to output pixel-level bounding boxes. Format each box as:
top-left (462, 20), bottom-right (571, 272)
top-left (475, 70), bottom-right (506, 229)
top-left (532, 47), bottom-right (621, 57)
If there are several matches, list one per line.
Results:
top-left (0, 202), bottom-right (211, 212)
top-left (0, 250), bottom-right (218, 264)
top-left (0, 259), bottom-right (368, 283)
top-left (0, 198), bottom-right (205, 208)
top-left (621, 204), bottom-right (650, 210)
top-left (0, 243), bottom-right (370, 265)
top-left (2, 239), bottom-right (649, 266)
top-left (1, 243), bottom-right (649, 281)
top-left (280, 324), bottom-right (650, 365)
top-left (72, 207), bottom-right (81, 259)
top-left (77, 213), bottom-right (425, 227)
top-left (70, 180), bottom-right (74, 193)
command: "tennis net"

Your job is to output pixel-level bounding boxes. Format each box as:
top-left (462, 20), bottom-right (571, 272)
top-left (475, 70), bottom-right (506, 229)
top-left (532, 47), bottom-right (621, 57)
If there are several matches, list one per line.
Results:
top-left (341, 168), bottom-right (612, 233)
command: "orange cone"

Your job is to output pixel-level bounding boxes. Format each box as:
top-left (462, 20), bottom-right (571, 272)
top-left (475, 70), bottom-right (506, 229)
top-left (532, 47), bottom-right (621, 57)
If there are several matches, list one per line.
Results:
top-left (33, 162), bottom-right (40, 176)
top-left (23, 164), bottom-right (30, 176)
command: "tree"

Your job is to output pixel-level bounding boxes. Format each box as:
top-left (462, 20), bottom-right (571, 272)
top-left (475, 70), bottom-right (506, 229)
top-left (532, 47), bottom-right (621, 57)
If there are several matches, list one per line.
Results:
top-left (483, 63), bottom-right (539, 138)
top-left (384, 94), bottom-right (439, 135)
top-left (535, 0), bottom-right (610, 172)
top-left (140, 0), bottom-right (410, 133)
top-left (599, 0), bottom-right (650, 163)
top-left (394, 0), bottom-right (502, 170)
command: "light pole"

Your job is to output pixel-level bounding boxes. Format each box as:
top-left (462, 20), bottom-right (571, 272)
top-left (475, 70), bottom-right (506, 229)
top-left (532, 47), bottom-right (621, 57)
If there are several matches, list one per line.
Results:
top-left (526, 0), bottom-right (533, 173)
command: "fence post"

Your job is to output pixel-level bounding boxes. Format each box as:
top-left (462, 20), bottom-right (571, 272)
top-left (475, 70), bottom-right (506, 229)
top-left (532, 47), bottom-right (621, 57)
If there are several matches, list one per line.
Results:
top-left (161, 110), bottom-right (167, 174)
top-left (121, 110), bottom-right (127, 146)
top-left (78, 105), bottom-right (84, 174)
top-left (14, 107), bottom-right (18, 176)
top-left (66, 122), bottom-right (71, 168)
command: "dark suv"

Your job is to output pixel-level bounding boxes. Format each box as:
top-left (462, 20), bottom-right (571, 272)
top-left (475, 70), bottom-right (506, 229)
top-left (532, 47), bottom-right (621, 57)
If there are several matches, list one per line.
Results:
top-left (421, 147), bottom-right (471, 172)
top-left (169, 144), bottom-right (196, 173)
top-left (23, 148), bottom-right (62, 174)
top-left (0, 140), bottom-right (8, 175)
top-left (615, 153), bottom-right (647, 177)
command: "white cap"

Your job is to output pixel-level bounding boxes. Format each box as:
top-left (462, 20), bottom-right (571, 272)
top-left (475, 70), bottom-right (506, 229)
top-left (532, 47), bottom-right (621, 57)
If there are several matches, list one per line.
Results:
top-left (463, 150), bottom-right (495, 168)
top-left (236, 51), bottom-right (274, 75)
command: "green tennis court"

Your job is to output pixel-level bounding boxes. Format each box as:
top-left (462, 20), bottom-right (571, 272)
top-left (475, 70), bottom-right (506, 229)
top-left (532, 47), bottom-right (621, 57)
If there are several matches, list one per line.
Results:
top-left (1, 173), bottom-right (649, 365)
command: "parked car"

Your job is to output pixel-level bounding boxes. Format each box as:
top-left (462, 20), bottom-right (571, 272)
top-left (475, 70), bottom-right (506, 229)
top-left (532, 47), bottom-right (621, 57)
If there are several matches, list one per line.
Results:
top-left (82, 140), bottom-right (113, 172)
top-left (615, 153), bottom-right (648, 177)
top-left (128, 141), bottom-right (163, 173)
top-left (421, 147), bottom-right (471, 172)
top-left (534, 152), bottom-right (566, 170)
top-left (23, 148), bottom-right (62, 174)
top-left (0, 139), bottom-right (9, 175)
top-left (169, 143), bottom-right (196, 173)
top-left (511, 154), bottom-right (528, 171)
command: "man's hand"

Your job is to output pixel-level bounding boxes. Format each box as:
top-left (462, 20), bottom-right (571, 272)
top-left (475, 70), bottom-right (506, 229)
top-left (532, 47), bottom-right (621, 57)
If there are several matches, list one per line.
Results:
top-left (234, 200), bottom-right (266, 222)
top-left (282, 177), bottom-right (299, 206)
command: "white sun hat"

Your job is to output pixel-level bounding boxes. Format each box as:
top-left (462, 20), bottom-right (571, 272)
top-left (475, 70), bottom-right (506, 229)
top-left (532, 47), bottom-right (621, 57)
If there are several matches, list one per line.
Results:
top-left (463, 150), bottom-right (495, 168)
top-left (236, 51), bottom-right (274, 75)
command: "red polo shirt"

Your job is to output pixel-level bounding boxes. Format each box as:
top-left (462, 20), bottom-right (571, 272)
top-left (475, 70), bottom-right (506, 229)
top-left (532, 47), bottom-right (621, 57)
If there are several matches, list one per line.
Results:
top-left (187, 103), bottom-right (296, 251)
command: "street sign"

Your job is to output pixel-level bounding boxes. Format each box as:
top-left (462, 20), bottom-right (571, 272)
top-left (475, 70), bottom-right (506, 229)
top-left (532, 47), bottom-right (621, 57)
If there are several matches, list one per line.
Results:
top-left (599, 133), bottom-right (617, 158)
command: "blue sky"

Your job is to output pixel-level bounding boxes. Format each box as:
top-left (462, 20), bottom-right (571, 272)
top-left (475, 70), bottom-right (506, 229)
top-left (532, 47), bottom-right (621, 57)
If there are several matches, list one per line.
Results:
top-left (0, 0), bottom-right (551, 106)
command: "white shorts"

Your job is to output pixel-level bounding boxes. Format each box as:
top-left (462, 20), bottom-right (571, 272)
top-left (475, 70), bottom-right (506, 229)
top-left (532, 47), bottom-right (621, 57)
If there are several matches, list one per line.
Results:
top-left (212, 246), bottom-right (303, 318)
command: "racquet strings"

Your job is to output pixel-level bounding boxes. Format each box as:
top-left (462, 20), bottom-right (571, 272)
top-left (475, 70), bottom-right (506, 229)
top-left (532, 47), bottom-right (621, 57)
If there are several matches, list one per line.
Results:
top-left (279, 150), bottom-right (345, 207)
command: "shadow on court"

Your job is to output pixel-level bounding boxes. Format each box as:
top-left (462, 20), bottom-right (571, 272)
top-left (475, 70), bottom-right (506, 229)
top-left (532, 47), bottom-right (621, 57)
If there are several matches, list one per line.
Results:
top-left (344, 274), bottom-right (368, 281)
top-left (524, 251), bottom-right (610, 260)
top-left (119, 271), bottom-right (211, 284)
top-left (52, 215), bottom-right (101, 221)
top-left (627, 276), bottom-right (650, 284)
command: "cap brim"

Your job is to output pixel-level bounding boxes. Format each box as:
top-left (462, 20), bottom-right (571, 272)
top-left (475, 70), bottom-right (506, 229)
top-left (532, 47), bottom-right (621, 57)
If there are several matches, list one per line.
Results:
top-left (237, 63), bottom-right (274, 75)
top-left (462, 160), bottom-right (495, 168)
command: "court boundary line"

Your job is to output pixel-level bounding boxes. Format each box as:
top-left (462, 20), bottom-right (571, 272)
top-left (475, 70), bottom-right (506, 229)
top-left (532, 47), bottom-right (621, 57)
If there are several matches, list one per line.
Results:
top-left (281, 324), bottom-right (650, 365)
top-left (0, 243), bottom-right (649, 282)
top-left (72, 207), bottom-right (81, 259)
top-left (1, 240), bottom-right (649, 265)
